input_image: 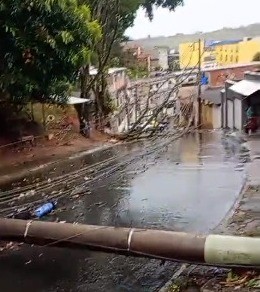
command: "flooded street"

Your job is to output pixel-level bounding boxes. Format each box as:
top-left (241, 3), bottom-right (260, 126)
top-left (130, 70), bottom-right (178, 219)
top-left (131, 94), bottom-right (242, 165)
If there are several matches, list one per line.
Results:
top-left (0, 132), bottom-right (245, 292)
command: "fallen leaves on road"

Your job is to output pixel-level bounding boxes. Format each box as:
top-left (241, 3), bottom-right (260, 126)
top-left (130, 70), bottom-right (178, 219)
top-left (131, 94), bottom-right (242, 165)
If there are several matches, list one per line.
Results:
top-left (220, 270), bottom-right (260, 289)
top-left (168, 283), bottom-right (181, 292)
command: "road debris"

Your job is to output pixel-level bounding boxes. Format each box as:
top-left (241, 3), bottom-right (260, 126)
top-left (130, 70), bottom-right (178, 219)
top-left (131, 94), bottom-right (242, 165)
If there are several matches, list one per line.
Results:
top-left (34, 201), bottom-right (57, 218)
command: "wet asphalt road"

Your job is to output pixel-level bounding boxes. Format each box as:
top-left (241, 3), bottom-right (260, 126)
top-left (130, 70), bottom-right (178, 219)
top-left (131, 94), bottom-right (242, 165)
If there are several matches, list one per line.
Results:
top-left (0, 132), bottom-right (245, 292)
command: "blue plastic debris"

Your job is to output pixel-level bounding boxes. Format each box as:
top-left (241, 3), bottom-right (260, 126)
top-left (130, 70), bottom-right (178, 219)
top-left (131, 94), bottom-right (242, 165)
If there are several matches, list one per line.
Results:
top-left (34, 202), bottom-right (56, 218)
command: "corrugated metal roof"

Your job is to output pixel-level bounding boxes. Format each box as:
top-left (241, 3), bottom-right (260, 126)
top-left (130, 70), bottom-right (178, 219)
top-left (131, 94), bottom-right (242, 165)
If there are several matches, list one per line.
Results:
top-left (49, 96), bottom-right (90, 104)
top-left (66, 96), bottom-right (90, 104)
top-left (208, 39), bottom-right (242, 47)
top-left (229, 80), bottom-right (260, 96)
top-left (89, 67), bottom-right (127, 76)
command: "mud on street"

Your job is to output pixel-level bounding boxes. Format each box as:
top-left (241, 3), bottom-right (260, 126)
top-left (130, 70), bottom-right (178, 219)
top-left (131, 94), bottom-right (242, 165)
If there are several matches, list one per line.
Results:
top-left (0, 131), bottom-right (246, 292)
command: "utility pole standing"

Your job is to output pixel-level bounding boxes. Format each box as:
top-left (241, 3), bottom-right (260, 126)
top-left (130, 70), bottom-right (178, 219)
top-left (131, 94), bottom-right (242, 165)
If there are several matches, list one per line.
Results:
top-left (197, 38), bottom-right (202, 128)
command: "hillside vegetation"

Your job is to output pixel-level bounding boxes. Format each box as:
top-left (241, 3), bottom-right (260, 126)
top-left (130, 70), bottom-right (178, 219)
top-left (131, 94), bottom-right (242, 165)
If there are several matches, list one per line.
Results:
top-left (126, 23), bottom-right (260, 50)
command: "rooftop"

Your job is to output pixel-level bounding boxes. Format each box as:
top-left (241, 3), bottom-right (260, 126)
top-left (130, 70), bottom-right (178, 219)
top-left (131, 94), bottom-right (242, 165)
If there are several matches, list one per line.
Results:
top-left (89, 67), bottom-right (127, 76)
top-left (208, 39), bottom-right (243, 47)
top-left (202, 62), bottom-right (260, 72)
top-left (245, 70), bottom-right (260, 77)
top-left (201, 87), bottom-right (222, 105)
top-left (229, 79), bottom-right (260, 97)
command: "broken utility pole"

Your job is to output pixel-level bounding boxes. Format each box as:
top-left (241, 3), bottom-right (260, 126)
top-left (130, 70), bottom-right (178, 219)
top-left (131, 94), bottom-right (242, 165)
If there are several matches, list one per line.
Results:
top-left (1, 219), bottom-right (260, 268)
top-left (197, 38), bottom-right (202, 129)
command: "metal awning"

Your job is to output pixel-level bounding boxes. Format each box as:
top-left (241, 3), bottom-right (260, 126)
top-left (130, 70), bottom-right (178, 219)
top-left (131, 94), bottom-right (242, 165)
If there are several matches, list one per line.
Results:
top-left (66, 96), bottom-right (90, 104)
top-left (49, 95), bottom-right (91, 104)
top-left (229, 80), bottom-right (260, 96)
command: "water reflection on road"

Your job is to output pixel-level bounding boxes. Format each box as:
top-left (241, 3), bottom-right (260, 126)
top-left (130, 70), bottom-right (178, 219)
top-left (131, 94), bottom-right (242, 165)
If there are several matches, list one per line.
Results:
top-left (0, 132), bottom-right (245, 292)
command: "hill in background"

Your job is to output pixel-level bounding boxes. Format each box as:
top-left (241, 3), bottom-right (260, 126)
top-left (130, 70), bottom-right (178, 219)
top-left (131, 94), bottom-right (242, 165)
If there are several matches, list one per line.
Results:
top-left (126, 23), bottom-right (260, 50)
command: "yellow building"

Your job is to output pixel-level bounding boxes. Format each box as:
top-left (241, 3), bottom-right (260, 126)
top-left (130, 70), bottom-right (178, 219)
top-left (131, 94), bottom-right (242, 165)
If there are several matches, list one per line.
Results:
top-left (211, 38), bottom-right (260, 66)
top-left (179, 41), bottom-right (215, 69)
top-left (179, 38), bottom-right (260, 69)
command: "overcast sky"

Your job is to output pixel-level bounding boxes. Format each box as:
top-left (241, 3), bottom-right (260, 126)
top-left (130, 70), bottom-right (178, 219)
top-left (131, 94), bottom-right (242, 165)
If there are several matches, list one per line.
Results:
top-left (126, 0), bottom-right (260, 39)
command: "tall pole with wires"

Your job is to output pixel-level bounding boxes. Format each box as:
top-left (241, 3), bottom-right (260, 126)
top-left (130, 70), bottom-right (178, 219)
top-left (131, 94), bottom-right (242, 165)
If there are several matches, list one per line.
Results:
top-left (197, 38), bottom-right (202, 128)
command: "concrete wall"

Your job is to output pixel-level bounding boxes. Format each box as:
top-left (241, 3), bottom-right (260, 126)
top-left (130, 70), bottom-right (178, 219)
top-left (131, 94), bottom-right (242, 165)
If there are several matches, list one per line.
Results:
top-left (201, 103), bottom-right (213, 129)
top-left (234, 98), bottom-right (242, 130)
top-left (239, 40), bottom-right (260, 64)
top-left (227, 99), bottom-right (234, 129)
top-left (245, 73), bottom-right (260, 81)
top-left (207, 39), bottom-right (260, 66)
top-left (157, 47), bottom-right (169, 70)
top-left (226, 94), bottom-right (253, 131)
top-left (108, 70), bottom-right (129, 93)
top-left (201, 104), bottom-right (221, 129)
top-left (179, 41), bottom-right (212, 69)
top-left (213, 105), bottom-right (222, 129)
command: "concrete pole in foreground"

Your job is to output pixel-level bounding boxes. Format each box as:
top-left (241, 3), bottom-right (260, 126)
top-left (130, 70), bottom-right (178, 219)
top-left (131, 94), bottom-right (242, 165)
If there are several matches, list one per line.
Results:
top-left (0, 219), bottom-right (260, 267)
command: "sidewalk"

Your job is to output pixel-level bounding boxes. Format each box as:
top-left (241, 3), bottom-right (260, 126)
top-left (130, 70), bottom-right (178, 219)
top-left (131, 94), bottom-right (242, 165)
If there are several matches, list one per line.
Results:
top-left (162, 136), bottom-right (260, 291)
top-left (0, 132), bottom-right (115, 186)
top-left (202, 137), bottom-right (260, 291)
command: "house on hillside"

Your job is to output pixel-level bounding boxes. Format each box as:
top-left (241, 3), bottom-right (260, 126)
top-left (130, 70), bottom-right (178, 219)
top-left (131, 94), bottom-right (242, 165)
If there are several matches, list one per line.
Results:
top-left (189, 62), bottom-right (260, 130)
top-left (168, 49), bottom-right (180, 71)
top-left (179, 37), bottom-right (260, 70)
top-left (129, 74), bottom-right (178, 125)
top-left (153, 46), bottom-right (180, 72)
top-left (148, 75), bottom-right (177, 119)
top-left (177, 85), bottom-right (222, 129)
top-left (179, 40), bottom-right (217, 69)
top-left (174, 70), bottom-right (198, 86)
top-left (203, 62), bottom-right (260, 87)
top-left (155, 46), bottom-right (169, 71)
top-left (212, 37), bottom-right (260, 66)
top-left (121, 44), bottom-right (159, 73)
top-left (89, 67), bottom-right (135, 133)
top-left (223, 71), bottom-right (260, 131)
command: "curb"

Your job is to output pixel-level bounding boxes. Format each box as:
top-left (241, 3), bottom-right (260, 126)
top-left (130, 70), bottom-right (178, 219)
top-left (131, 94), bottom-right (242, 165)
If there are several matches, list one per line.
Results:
top-left (0, 143), bottom-right (115, 187)
top-left (158, 264), bottom-right (189, 292)
top-left (157, 177), bottom-right (249, 291)
top-left (158, 136), bottom-right (252, 291)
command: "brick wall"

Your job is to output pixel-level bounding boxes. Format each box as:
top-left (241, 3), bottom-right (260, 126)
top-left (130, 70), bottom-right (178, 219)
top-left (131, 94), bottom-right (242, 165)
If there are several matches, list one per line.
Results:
top-left (206, 65), bottom-right (260, 87)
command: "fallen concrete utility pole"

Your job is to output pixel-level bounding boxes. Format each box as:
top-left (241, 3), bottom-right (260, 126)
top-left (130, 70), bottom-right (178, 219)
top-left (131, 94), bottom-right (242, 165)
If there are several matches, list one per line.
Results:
top-left (1, 219), bottom-right (260, 267)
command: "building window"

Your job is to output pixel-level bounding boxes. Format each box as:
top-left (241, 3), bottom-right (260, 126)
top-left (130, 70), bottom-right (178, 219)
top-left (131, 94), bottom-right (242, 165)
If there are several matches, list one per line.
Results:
top-left (230, 55), bottom-right (233, 62)
top-left (236, 45), bottom-right (239, 53)
top-left (189, 44), bottom-right (195, 52)
top-left (236, 56), bottom-right (239, 63)
top-left (225, 55), bottom-right (228, 62)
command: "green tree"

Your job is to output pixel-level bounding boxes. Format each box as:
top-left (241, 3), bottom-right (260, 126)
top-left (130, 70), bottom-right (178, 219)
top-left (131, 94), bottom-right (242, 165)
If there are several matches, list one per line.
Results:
top-left (78, 0), bottom-right (141, 129)
top-left (0, 0), bottom-right (101, 105)
top-left (79, 0), bottom-right (183, 129)
top-left (143, 0), bottom-right (184, 19)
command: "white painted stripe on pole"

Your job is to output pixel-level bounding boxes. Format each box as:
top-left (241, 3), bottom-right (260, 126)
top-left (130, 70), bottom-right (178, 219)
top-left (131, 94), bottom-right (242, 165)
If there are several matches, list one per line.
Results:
top-left (204, 235), bottom-right (260, 265)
